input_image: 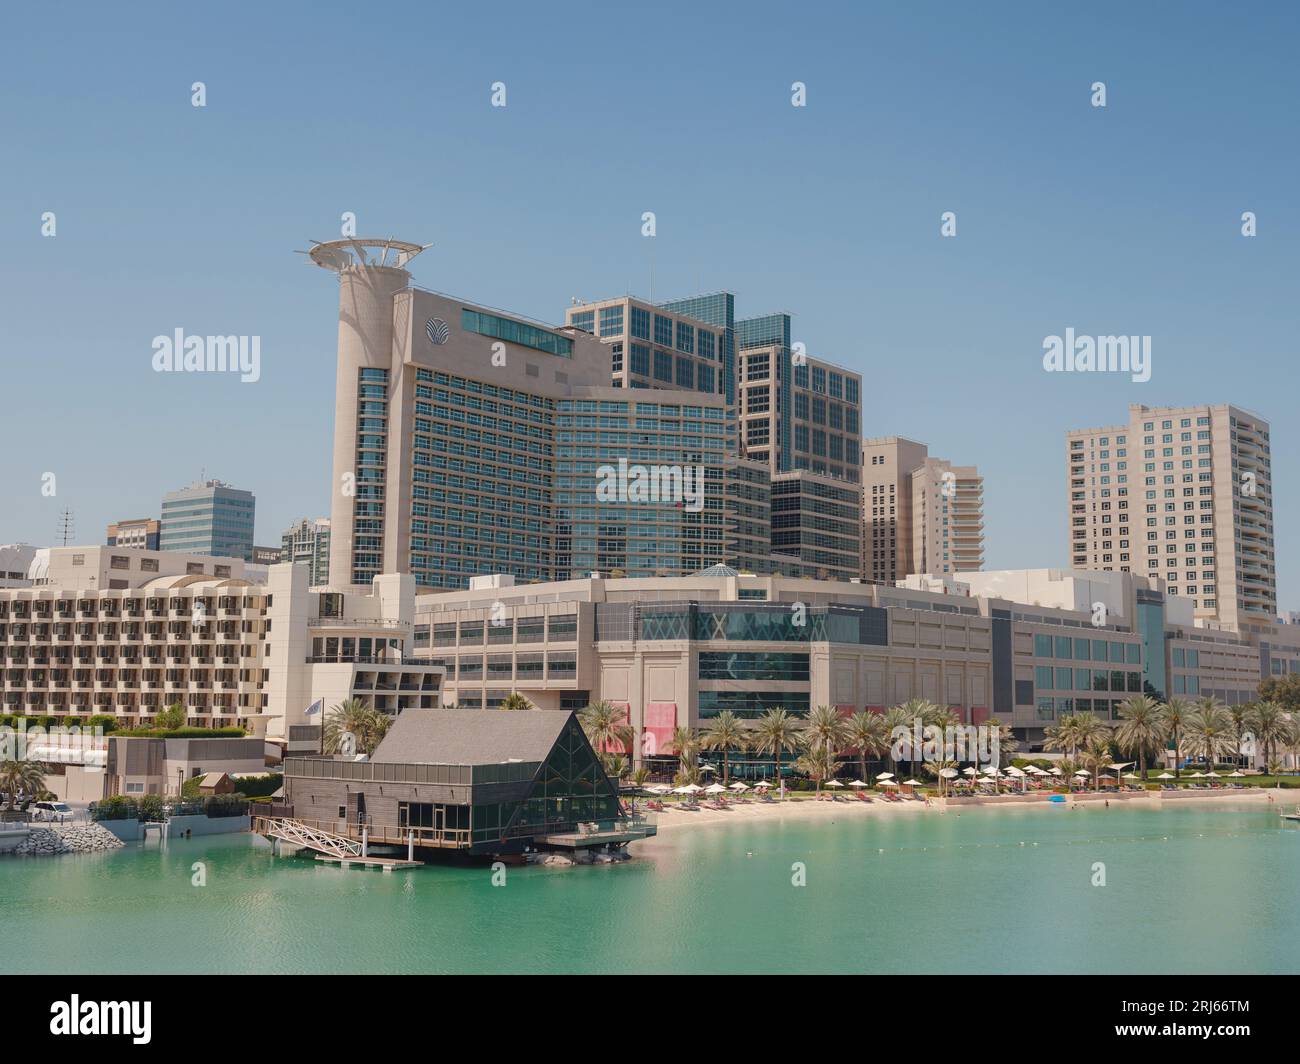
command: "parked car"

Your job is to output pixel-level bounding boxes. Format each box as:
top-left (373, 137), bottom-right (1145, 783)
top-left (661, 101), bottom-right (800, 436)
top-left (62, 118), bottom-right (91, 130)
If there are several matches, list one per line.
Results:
top-left (31, 801), bottom-right (73, 823)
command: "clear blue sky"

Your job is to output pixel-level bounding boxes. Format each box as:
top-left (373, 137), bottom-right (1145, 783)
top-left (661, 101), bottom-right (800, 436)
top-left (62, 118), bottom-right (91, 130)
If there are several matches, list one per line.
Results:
top-left (3, 1), bottom-right (1297, 607)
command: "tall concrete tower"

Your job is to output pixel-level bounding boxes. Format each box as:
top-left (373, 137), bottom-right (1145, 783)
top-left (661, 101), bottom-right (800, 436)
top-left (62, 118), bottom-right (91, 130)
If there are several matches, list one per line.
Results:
top-left (306, 238), bottom-right (429, 589)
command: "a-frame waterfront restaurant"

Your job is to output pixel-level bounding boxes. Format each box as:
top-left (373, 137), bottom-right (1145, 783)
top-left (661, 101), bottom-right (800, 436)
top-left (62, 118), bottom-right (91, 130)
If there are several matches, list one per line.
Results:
top-left (264, 709), bottom-right (654, 862)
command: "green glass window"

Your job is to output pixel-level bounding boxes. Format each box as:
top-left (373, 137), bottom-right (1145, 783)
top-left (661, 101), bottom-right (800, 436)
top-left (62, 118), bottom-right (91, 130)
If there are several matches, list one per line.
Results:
top-left (1075, 668), bottom-right (1091, 690)
top-left (1092, 640), bottom-right (1109, 662)
top-left (1074, 638), bottom-right (1091, 660)
top-left (1056, 667), bottom-right (1073, 689)
top-left (1055, 636), bottom-right (1072, 659)
top-left (461, 309), bottom-right (572, 357)
top-left (698, 651), bottom-right (810, 681)
top-left (1036, 665), bottom-right (1053, 690)
top-left (1034, 634), bottom-right (1053, 657)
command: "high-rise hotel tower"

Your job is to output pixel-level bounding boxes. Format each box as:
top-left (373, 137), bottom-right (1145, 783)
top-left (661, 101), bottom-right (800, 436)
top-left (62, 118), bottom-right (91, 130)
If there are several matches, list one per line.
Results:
top-left (314, 239), bottom-right (736, 590)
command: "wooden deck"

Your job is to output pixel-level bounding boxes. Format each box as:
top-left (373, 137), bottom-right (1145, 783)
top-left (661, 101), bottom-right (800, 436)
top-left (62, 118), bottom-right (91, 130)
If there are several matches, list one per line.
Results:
top-left (314, 854), bottom-right (422, 872)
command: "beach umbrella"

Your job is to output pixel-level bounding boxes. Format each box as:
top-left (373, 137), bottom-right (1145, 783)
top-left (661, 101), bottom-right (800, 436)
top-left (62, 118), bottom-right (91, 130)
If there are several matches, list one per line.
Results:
top-left (877, 780), bottom-right (899, 788)
top-left (848, 779), bottom-right (868, 787)
top-left (1156, 772), bottom-right (1174, 779)
top-left (876, 772), bottom-right (895, 780)
top-left (704, 783), bottom-right (727, 794)
top-left (1228, 771), bottom-right (1245, 778)
top-left (1004, 766), bottom-right (1025, 777)
top-left (962, 767), bottom-right (979, 776)
top-left (753, 781), bottom-right (772, 789)
top-left (1205, 771), bottom-right (1220, 778)
top-left (824, 779), bottom-right (844, 788)
top-left (939, 768), bottom-right (959, 778)
top-left (1107, 762), bottom-right (1133, 771)
top-left (729, 781), bottom-right (750, 791)
top-left (1074, 771), bottom-right (1089, 778)
top-left (1188, 772), bottom-right (1205, 779)
top-left (680, 783), bottom-right (704, 793)
top-left (1123, 773), bottom-right (1139, 780)
top-left (1050, 766), bottom-right (1064, 775)
top-left (902, 779), bottom-right (920, 786)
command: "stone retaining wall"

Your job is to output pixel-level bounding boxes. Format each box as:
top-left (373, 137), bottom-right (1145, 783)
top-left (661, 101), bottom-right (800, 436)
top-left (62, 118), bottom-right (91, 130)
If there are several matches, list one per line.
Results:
top-left (11, 823), bottom-right (125, 856)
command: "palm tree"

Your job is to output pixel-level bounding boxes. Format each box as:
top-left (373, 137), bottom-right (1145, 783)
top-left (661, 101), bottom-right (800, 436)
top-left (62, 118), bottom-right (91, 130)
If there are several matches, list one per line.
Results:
top-left (881, 705), bottom-right (912, 778)
top-left (894, 697), bottom-right (941, 779)
top-left (1080, 736), bottom-right (1112, 791)
top-left (922, 756), bottom-right (957, 797)
top-left (699, 710), bottom-right (748, 786)
top-left (1184, 700), bottom-right (1234, 774)
top-left (500, 692), bottom-right (533, 712)
top-left (845, 710), bottom-right (890, 784)
top-left (1246, 700), bottom-right (1292, 773)
top-left (1228, 703), bottom-right (1250, 769)
top-left (794, 739), bottom-right (837, 799)
top-left (577, 700), bottom-right (634, 772)
top-left (1159, 697), bottom-right (1193, 777)
top-left (0, 759), bottom-right (47, 808)
top-left (1115, 695), bottom-right (1165, 779)
top-left (323, 698), bottom-right (389, 755)
top-left (669, 726), bottom-right (699, 786)
top-left (1040, 712), bottom-right (1102, 764)
top-left (982, 718), bottom-right (1020, 768)
top-left (804, 704), bottom-right (850, 758)
top-left (751, 707), bottom-right (800, 796)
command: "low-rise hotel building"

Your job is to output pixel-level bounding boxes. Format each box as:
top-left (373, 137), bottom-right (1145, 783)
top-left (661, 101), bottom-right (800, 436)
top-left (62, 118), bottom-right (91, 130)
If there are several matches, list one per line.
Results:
top-left (0, 547), bottom-right (443, 745)
top-left (413, 567), bottom-right (1299, 758)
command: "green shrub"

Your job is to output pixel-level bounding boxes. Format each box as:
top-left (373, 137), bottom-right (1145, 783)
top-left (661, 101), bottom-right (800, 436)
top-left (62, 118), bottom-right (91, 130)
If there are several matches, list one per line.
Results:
top-left (86, 715), bottom-right (116, 734)
top-left (91, 795), bottom-right (139, 821)
top-left (111, 726), bottom-right (246, 739)
top-left (137, 794), bottom-right (167, 822)
top-left (203, 795), bottom-right (247, 819)
top-left (232, 774), bottom-right (282, 799)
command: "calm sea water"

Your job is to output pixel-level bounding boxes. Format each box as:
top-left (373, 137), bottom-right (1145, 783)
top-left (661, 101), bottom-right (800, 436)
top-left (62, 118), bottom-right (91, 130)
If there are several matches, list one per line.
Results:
top-left (4, 802), bottom-right (1298, 974)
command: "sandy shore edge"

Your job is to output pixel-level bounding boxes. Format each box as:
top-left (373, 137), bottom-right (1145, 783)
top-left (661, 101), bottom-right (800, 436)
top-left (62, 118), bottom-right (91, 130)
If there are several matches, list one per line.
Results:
top-left (640, 788), bottom-right (1277, 838)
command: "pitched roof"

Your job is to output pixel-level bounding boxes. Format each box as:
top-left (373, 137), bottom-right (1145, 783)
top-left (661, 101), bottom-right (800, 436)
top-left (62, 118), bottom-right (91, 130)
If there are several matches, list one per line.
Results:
top-left (371, 709), bottom-right (576, 766)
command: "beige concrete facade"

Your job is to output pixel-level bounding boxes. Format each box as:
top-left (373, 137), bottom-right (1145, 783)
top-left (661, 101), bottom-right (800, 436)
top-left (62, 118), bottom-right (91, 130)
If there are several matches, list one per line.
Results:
top-left (1066, 403), bottom-right (1276, 630)
top-left (413, 567), bottom-right (1294, 754)
top-left (0, 552), bottom-right (443, 740)
top-left (863, 438), bottom-right (984, 581)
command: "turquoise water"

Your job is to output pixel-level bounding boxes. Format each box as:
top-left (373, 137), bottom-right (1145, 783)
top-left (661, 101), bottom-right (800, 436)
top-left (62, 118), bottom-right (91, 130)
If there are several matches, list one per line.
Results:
top-left (4, 802), bottom-right (1298, 973)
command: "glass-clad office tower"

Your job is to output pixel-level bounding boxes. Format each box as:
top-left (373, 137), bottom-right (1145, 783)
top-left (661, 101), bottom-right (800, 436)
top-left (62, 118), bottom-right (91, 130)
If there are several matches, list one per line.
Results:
top-left (554, 391), bottom-right (733, 577)
top-left (159, 480), bottom-right (255, 561)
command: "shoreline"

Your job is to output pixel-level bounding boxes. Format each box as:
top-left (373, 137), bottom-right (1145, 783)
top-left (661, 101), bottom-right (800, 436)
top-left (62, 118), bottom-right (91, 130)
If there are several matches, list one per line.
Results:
top-left (640, 787), bottom-right (1277, 839)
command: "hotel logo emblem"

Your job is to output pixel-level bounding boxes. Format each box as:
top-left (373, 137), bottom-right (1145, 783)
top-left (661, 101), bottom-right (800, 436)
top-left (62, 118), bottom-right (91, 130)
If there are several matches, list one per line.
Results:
top-left (425, 318), bottom-right (450, 345)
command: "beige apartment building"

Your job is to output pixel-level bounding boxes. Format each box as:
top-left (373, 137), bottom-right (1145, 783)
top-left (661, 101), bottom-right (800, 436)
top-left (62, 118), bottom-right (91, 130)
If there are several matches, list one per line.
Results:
top-left (0, 547), bottom-right (443, 743)
top-left (1066, 403), bottom-right (1276, 631)
top-left (863, 438), bottom-right (985, 582)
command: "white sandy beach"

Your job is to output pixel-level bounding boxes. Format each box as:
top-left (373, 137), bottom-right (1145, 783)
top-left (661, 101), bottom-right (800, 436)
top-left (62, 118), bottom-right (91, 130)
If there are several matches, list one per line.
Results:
top-left (642, 787), bottom-right (1275, 836)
